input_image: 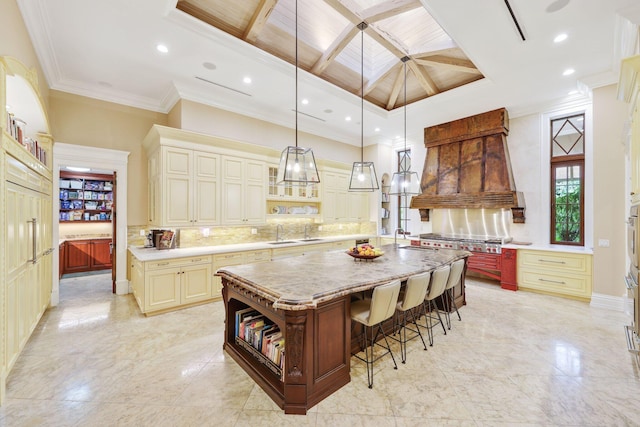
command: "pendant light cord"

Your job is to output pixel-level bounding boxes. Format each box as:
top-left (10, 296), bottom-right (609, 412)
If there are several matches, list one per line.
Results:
top-left (295, 0), bottom-right (299, 150)
top-left (402, 56), bottom-right (409, 168)
top-left (360, 24), bottom-right (364, 163)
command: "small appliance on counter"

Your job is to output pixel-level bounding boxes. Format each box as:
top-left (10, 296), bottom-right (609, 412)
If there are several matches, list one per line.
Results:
top-left (149, 229), bottom-right (179, 249)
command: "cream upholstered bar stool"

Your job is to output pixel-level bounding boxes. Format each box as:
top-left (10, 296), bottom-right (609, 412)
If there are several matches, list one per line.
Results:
top-left (351, 280), bottom-right (401, 388)
top-left (422, 265), bottom-right (450, 346)
top-left (392, 272), bottom-right (430, 363)
top-left (443, 259), bottom-right (465, 330)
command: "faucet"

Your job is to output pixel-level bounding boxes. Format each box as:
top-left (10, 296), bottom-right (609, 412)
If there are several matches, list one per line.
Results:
top-left (304, 224), bottom-right (311, 240)
top-left (394, 228), bottom-right (404, 245)
top-left (276, 224), bottom-right (284, 242)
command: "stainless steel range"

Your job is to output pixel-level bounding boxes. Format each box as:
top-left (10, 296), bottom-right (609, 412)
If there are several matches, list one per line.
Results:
top-left (419, 233), bottom-right (510, 254)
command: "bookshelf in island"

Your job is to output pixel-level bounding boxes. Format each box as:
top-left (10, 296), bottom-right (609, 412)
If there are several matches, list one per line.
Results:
top-left (217, 244), bottom-right (470, 414)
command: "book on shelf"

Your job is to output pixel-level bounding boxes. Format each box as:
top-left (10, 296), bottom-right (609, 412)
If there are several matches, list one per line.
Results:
top-left (235, 308), bottom-right (257, 338)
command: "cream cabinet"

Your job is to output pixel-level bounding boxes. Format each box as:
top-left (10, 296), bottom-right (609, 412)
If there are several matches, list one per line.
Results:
top-left (221, 155), bottom-right (266, 225)
top-left (619, 55), bottom-right (640, 205)
top-left (130, 254), bottom-right (213, 315)
top-left (517, 249), bottom-right (592, 301)
top-left (267, 165), bottom-right (320, 201)
top-left (348, 192), bottom-right (370, 222)
top-left (212, 249), bottom-right (271, 297)
top-left (322, 170), bottom-right (349, 222)
top-left (1, 57), bottom-right (54, 403)
top-left (148, 146), bottom-right (219, 227)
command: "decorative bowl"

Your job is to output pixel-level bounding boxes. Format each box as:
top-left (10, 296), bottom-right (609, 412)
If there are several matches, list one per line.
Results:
top-left (345, 251), bottom-right (384, 260)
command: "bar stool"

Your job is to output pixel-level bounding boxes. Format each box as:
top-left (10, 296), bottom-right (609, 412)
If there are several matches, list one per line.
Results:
top-left (351, 280), bottom-right (401, 388)
top-left (443, 259), bottom-right (465, 329)
top-left (392, 272), bottom-right (430, 363)
top-left (422, 265), bottom-right (450, 346)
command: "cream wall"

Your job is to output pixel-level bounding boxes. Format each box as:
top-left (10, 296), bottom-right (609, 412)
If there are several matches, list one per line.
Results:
top-left (178, 99), bottom-right (360, 164)
top-left (592, 84), bottom-right (628, 299)
top-left (48, 90), bottom-right (168, 225)
top-left (0, 0), bottom-right (49, 108)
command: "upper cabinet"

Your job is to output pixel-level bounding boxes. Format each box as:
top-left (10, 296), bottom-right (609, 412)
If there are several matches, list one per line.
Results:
top-left (149, 146), bottom-right (220, 227)
top-left (221, 156), bottom-right (265, 225)
top-left (143, 125), bottom-right (270, 228)
top-left (618, 55), bottom-right (640, 205)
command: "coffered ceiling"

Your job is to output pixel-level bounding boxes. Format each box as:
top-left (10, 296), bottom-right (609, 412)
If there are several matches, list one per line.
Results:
top-left (15, 0), bottom-right (640, 146)
top-left (176, 0), bottom-right (483, 110)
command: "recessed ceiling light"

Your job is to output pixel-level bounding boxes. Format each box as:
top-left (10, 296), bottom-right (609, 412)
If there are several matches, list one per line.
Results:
top-left (243, 76), bottom-right (252, 84)
top-left (203, 62), bottom-right (217, 70)
top-left (554, 33), bottom-right (568, 43)
top-left (301, 99), bottom-right (309, 105)
top-left (66, 166), bottom-right (91, 172)
top-left (563, 68), bottom-right (575, 76)
top-left (156, 44), bottom-right (169, 53)
top-left (546, 0), bottom-right (570, 13)
top-left (345, 116), bottom-right (351, 121)
top-left (374, 127), bottom-right (380, 132)
top-left (324, 109), bottom-right (333, 114)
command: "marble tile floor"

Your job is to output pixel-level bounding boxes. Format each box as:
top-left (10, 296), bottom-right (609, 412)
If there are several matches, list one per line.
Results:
top-left (1, 273), bottom-right (640, 426)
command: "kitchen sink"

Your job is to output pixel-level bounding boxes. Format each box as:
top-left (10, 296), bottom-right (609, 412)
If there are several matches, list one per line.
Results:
top-left (268, 241), bottom-right (296, 245)
top-left (297, 238), bottom-right (323, 242)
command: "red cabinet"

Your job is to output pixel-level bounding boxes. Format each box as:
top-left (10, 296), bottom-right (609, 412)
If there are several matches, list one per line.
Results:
top-left (62, 239), bottom-right (112, 275)
top-left (500, 248), bottom-right (517, 291)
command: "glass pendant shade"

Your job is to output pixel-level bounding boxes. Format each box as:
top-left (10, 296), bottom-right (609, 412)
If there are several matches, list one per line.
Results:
top-left (276, 146), bottom-right (320, 185)
top-left (349, 161), bottom-right (379, 191)
top-left (389, 170), bottom-right (420, 195)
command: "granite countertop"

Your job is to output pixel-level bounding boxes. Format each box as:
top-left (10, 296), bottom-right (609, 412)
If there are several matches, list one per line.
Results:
top-left (502, 242), bottom-right (594, 255)
top-left (128, 234), bottom-right (373, 262)
top-left (217, 244), bottom-right (471, 310)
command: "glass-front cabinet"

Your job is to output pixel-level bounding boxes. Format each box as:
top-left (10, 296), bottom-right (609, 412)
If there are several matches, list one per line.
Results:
top-left (267, 166), bottom-right (319, 200)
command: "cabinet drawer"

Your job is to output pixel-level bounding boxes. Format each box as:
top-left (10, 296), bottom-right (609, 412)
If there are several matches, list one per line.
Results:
top-left (145, 255), bottom-right (211, 271)
top-left (245, 249), bottom-right (271, 263)
top-left (518, 268), bottom-right (592, 299)
top-left (213, 252), bottom-right (245, 266)
top-left (518, 250), bottom-right (591, 274)
top-left (468, 253), bottom-right (501, 270)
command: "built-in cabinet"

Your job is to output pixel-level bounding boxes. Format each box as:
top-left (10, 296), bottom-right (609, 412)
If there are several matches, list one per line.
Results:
top-left (221, 156), bottom-right (266, 225)
top-left (130, 255), bottom-right (213, 315)
top-left (60, 238), bottom-right (112, 275)
top-left (517, 249), bottom-right (592, 301)
top-left (322, 170), bottom-right (349, 222)
top-left (212, 249), bottom-right (271, 297)
top-left (619, 55), bottom-right (640, 205)
top-left (147, 146), bottom-right (219, 227)
top-left (1, 56), bottom-right (54, 403)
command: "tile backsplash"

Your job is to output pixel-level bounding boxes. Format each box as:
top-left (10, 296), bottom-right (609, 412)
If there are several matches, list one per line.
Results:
top-left (127, 220), bottom-right (376, 248)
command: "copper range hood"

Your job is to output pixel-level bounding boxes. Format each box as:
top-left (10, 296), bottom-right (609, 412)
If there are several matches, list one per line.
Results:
top-left (410, 108), bottom-right (525, 223)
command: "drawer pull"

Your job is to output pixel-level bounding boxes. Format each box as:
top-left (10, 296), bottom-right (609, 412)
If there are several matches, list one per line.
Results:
top-left (191, 258), bottom-right (202, 262)
top-left (538, 278), bottom-right (565, 284)
top-left (157, 262), bottom-right (169, 266)
top-left (538, 259), bottom-right (566, 264)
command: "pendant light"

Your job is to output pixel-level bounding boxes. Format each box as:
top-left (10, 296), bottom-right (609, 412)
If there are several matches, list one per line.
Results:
top-left (277, 0), bottom-right (320, 186)
top-left (349, 22), bottom-right (379, 192)
top-left (389, 56), bottom-right (420, 195)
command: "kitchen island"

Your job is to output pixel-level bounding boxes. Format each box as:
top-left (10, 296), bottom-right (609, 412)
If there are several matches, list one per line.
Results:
top-left (216, 244), bottom-right (470, 414)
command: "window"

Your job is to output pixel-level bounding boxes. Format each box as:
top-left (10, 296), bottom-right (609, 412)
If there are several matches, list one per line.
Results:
top-left (396, 149), bottom-right (412, 234)
top-left (550, 113), bottom-right (585, 245)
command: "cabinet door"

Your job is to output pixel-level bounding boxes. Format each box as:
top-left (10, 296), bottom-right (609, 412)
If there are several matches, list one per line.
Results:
top-left (631, 106), bottom-right (640, 205)
top-left (65, 240), bottom-right (91, 273)
top-left (164, 147), bottom-right (192, 226)
top-left (130, 256), bottom-right (144, 310)
top-left (181, 263), bottom-right (212, 304)
top-left (222, 157), bottom-right (245, 225)
top-left (348, 192), bottom-right (369, 222)
top-left (91, 240), bottom-right (112, 269)
top-left (145, 268), bottom-right (181, 312)
top-left (244, 160), bottom-right (265, 225)
top-left (193, 152), bottom-right (219, 225)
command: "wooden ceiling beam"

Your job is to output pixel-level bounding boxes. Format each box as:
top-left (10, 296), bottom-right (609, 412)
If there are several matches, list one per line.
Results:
top-left (322, 0), bottom-right (363, 25)
top-left (311, 24), bottom-right (360, 75)
top-left (365, 61), bottom-right (399, 96)
top-left (407, 61), bottom-right (439, 95)
top-left (362, 0), bottom-right (422, 23)
top-left (415, 55), bottom-right (482, 75)
top-left (386, 65), bottom-right (405, 109)
top-left (244, 0), bottom-right (280, 43)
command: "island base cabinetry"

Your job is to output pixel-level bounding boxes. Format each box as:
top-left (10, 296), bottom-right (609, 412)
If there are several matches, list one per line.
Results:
top-left (222, 278), bottom-right (351, 415)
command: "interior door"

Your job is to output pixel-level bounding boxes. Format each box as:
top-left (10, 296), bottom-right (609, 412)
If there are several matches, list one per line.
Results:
top-left (111, 170), bottom-right (117, 293)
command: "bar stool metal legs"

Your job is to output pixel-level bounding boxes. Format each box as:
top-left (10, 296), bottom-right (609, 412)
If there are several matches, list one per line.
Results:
top-left (442, 259), bottom-right (465, 330)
